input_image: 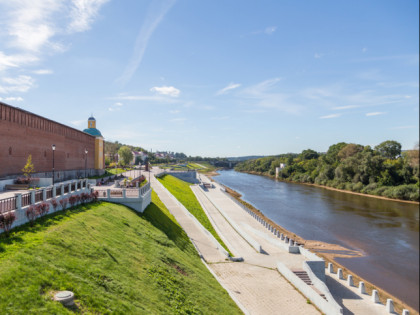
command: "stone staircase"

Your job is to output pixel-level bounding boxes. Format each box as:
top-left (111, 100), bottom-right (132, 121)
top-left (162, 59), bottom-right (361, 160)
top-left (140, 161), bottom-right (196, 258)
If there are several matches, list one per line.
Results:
top-left (292, 269), bottom-right (327, 301)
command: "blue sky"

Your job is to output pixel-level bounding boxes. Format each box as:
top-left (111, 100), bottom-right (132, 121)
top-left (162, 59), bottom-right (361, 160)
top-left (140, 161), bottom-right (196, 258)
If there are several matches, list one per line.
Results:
top-left (0, 0), bottom-right (418, 157)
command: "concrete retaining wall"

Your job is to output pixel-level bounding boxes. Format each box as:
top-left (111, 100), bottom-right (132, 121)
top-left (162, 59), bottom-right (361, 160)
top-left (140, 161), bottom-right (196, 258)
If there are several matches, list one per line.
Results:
top-left (198, 185), bottom-right (262, 253)
top-left (277, 262), bottom-right (343, 315)
top-left (156, 171), bottom-right (199, 184)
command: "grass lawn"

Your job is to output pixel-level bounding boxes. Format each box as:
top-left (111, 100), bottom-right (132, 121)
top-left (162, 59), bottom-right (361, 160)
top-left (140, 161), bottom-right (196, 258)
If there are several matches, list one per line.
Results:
top-left (0, 193), bottom-right (241, 314)
top-left (157, 175), bottom-right (232, 255)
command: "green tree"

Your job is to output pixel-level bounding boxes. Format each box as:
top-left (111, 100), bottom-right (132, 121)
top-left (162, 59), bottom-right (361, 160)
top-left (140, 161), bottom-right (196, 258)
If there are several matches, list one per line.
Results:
top-left (375, 140), bottom-right (402, 159)
top-left (299, 149), bottom-right (319, 160)
top-left (118, 146), bottom-right (133, 166)
top-left (22, 154), bottom-right (35, 179)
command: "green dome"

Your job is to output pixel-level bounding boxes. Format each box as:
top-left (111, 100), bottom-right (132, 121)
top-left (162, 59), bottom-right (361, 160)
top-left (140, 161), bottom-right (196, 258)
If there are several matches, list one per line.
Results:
top-left (83, 128), bottom-right (103, 137)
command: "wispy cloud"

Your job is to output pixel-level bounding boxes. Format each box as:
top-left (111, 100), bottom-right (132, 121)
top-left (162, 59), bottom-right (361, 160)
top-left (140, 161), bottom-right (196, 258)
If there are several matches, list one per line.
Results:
top-left (0, 75), bottom-right (35, 94)
top-left (110, 94), bottom-right (179, 104)
top-left (320, 113), bottom-right (341, 119)
top-left (108, 102), bottom-right (123, 111)
top-left (250, 26), bottom-right (277, 36)
top-left (170, 117), bottom-right (186, 122)
top-left (117, 0), bottom-right (176, 84)
top-left (67, 0), bottom-right (110, 33)
top-left (390, 125), bottom-right (416, 130)
top-left (32, 69), bottom-right (53, 75)
top-left (366, 112), bottom-right (386, 116)
top-left (216, 82), bottom-right (241, 95)
top-left (0, 96), bottom-right (24, 102)
top-left (211, 116), bottom-right (230, 120)
top-left (70, 119), bottom-right (85, 127)
top-left (150, 86), bottom-right (180, 97)
top-left (332, 105), bottom-right (361, 110)
top-left (240, 78), bottom-right (303, 114)
top-left (314, 53), bottom-right (323, 59)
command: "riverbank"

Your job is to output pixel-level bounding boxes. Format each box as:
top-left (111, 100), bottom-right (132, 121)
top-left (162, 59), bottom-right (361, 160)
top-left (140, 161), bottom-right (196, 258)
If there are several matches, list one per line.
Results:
top-left (236, 170), bottom-right (420, 205)
top-left (209, 174), bottom-right (418, 315)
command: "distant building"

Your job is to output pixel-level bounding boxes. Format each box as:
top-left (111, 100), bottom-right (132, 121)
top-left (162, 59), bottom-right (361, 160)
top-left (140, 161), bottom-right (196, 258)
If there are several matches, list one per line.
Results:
top-left (132, 151), bottom-right (148, 165)
top-left (275, 163), bottom-right (286, 178)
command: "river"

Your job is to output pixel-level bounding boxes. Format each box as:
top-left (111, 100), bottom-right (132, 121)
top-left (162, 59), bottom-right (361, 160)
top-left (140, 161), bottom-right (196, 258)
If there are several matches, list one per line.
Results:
top-left (214, 170), bottom-right (419, 311)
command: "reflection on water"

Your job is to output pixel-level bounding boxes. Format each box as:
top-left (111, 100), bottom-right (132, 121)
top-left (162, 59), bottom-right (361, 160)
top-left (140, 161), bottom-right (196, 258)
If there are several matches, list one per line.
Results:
top-left (215, 170), bottom-right (419, 310)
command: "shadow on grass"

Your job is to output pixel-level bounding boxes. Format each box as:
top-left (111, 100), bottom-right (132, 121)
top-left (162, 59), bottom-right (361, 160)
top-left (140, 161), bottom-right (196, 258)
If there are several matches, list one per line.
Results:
top-left (142, 202), bottom-right (193, 253)
top-left (0, 202), bottom-right (99, 252)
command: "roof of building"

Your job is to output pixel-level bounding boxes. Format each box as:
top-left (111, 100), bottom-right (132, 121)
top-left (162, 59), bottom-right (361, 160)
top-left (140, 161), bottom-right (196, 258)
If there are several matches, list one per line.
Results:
top-left (83, 127), bottom-right (103, 137)
top-left (88, 116), bottom-right (96, 121)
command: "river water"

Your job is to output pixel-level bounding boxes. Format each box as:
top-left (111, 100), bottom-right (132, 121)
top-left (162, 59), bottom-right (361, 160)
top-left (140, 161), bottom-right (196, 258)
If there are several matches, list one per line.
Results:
top-left (214, 170), bottom-right (419, 310)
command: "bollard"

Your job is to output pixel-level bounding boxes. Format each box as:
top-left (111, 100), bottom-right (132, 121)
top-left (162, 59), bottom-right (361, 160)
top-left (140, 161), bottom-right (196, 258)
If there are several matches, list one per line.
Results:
top-left (347, 275), bottom-right (354, 286)
top-left (280, 233), bottom-right (284, 240)
top-left (277, 231), bottom-right (280, 238)
top-left (328, 263), bottom-right (334, 273)
top-left (402, 309), bottom-right (410, 315)
top-left (294, 241), bottom-right (297, 246)
top-left (337, 268), bottom-right (343, 280)
top-left (359, 281), bottom-right (366, 294)
top-left (289, 238), bottom-right (294, 246)
top-left (372, 290), bottom-right (380, 303)
top-left (386, 299), bottom-right (394, 313)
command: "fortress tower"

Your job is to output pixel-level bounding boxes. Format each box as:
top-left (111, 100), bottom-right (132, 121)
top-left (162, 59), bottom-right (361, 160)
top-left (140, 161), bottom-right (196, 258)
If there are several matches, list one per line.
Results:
top-left (83, 116), bottom-right (105, 170)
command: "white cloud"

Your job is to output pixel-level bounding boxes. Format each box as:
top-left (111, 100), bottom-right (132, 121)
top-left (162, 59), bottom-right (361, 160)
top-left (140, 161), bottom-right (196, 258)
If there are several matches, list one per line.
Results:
top-left (117, 0), bottom-right (176, 84)
top-left (333, 105), bottom-right (360, 110)
top-left (0, 75), bottom-right (34, 93)
top-left (111, 94), bottom-right (179, 104)
top-left (211, 116), bottom-right (230, 120)
top-left (314, 53), bottom-right (323, 59)
top-left (70, 119), bottom-right (85, 127)
top-left (216, 82), bottom-right (241, 95)
top-left (362, 47), bottom-right (368, 53)
top-left (114, 102), bottom-right (123, 106)
top-left (0, 96), bottom-right (24, 102)
top-left (0, 51), bottom-right (39, 72)
top-left (390, 125), bottom-right (416, 130)
top-left (240, 78), bottom-right (303, 114)
top-left (33, 69), bottom-right (53, 75)
top-left (366, 112), bottom-right (386, 116)
top-left (264, 26), bottom-right (277, 34)
top-left (320, 113), bottom-right (341, 119)
top-left (170, 109), bottom-right (180, 114)
top-left (170, 117), bottom-right (186, 122)
top-left (67, 0), bottom-right (109, 33)
top-left (150, 86), bottom-right (180, 97)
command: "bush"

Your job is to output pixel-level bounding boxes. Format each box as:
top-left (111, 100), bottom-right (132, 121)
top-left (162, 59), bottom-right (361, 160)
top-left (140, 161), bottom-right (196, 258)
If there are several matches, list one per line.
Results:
top-left (25, 205), bottom-right (39, 226)
top-left (91, 191), bottom-right (99, 202)
top-left (59, 198), bottom-right (68, 210)
top-left (50, 198), bottom-right (58, 212)
top-left (69, 195), bottom-right (77, 208)
top-left (0, 212), bottom-right (16, 235)
top-left (38, 202), bottom-right (50, 216)
top-left (352, 182), bottom-right (364, 192)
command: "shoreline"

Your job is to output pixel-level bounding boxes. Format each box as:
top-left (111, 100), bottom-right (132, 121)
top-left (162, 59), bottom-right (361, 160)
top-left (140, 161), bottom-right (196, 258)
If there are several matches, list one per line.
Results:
top-left (236, 170), bottom-right (419, 205)
top-left (208, 173), bottom-right (418, 315)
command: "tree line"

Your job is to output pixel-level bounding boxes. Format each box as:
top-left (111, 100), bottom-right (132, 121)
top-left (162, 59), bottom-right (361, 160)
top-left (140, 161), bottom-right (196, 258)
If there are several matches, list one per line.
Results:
top-left (234, 140), bottom-right (419, 202)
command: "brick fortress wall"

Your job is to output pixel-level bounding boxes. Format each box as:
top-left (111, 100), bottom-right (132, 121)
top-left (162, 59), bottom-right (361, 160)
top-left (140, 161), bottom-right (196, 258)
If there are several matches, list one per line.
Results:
top-left (0, 102), bottom-right (96, 178)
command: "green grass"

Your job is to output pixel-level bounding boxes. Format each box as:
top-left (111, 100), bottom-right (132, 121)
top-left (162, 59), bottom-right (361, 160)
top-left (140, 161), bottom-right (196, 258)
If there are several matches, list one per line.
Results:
top-left (0, 195), bottom-right (241, 314)
top-left (88, 168), bottom-right (127, 179)
top-left (157, 175), bottom-right (232, 255)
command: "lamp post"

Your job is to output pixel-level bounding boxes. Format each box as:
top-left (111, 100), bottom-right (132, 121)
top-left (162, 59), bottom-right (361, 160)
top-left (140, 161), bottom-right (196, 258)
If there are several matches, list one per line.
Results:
top-left (52, 144), bottom-right (56, 185)
top-left (85, 148), bottom-right (88, 178)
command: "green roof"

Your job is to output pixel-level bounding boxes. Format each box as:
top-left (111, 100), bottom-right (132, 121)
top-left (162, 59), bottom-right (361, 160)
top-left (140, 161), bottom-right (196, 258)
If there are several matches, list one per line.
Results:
top-left (83, 128), bottom-right (103, 137)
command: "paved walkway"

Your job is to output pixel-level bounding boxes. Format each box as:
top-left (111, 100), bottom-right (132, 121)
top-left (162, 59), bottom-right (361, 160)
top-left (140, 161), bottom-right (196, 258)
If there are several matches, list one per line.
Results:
top-left (151, 169), bottom-right (319, 315)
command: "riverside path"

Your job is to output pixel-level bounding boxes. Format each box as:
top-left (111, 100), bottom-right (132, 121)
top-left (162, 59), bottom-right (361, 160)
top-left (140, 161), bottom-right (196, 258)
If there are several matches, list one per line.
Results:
top-left (150, 168), bottom-right (320, 315)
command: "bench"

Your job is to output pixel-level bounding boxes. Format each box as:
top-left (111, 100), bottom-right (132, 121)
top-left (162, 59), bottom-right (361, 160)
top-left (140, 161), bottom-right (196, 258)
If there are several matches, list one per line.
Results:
top-left (5, 184), bottom-right (30, 190)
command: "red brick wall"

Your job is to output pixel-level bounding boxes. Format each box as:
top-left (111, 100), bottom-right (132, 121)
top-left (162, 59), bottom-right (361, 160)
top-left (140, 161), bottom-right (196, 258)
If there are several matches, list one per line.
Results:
top-left (0, 103), bottom-right (96, 178)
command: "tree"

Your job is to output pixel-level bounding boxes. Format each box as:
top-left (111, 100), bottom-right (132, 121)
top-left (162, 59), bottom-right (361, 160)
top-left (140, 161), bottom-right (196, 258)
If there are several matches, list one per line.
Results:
top-left (337, 143), bottom-right (363, 161)
top-left (22, 154), bottom-right (35, 179)
top-left (375, 140), bottom-right (402, 159)
top-left (118, 146), bottom-right (133, 166)
top-left (299, 149), bottom-right (319, 160)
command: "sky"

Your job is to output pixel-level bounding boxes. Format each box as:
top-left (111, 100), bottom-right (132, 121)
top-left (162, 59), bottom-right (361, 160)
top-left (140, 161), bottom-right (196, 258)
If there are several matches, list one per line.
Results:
top-left (0, 0), bottom-right (418, 157)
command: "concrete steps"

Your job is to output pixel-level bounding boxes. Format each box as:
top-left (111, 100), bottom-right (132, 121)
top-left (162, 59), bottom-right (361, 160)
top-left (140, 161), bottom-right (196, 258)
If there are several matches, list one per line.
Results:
top-left (292, 269), bottom-right (327, 301)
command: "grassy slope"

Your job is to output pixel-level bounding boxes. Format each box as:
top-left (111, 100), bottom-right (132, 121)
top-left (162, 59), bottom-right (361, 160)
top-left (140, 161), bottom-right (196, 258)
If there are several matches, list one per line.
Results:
top-left (0, 194), bottom-right (241, 314)
top-left (157, 175), bottom-right (231, 255)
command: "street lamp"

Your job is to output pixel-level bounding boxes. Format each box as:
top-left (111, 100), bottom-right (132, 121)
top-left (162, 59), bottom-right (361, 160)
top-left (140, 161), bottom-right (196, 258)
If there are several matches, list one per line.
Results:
top-left (85, 148), bottom-right (88, 178)
top-left (52, 144), bottom-right (56, 185)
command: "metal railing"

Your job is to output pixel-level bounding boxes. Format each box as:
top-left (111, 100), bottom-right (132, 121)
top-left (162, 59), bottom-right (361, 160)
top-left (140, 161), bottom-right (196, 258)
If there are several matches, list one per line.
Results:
top-left (22, 193), bottom-right (31, 207)
top-left (46, 188), bottom-right (52, 199)
top-left (35, 190), bottom-right (43, 203)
